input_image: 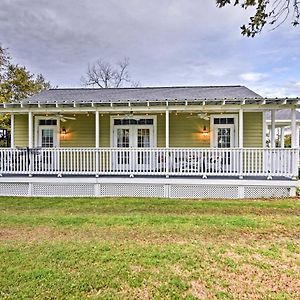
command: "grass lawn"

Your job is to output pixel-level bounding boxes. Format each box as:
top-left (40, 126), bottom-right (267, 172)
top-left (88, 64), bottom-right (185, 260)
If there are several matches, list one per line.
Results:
top-left (0, 197), bottom-right (299, 299)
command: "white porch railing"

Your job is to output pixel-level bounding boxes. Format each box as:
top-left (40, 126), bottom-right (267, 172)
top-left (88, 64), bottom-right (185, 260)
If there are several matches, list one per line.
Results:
top-left (0, 148), bottom-right (298, 178)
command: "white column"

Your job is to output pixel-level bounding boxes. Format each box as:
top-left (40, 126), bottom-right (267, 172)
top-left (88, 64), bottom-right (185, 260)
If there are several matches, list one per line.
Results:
top-left (165, 110), bottom-right (170, 178)
top-left (271, 110), bottom-right (276, 148)
top-left (95, 110), bottom-right (100, 148)
top-left (10, 114), bottom-right (14, 148)
top-left (95, 111), bottom-right (100, 177)
top-left (262, 111), bottom-right (267, 147)
top-left (239, 108), bottom-right (243, 148)
top-left (297, 125), bottom-right (300, 148)
top-left (291, 107), bottom-right (297, 148)
top-left (28, 111), bottom-right (33, 148)
top-left (280, 127), bottom-right (285, 148)
top-left (238, 109), bottom-right (244, 179)
top-left (291, 107), bottom-right (299, 179)
top-left (165, 110), bottom-right (169, 148)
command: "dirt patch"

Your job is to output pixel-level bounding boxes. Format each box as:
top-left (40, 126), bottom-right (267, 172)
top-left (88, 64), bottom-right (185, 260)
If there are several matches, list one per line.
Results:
top-left (187, 280), bottom-right (213, 299)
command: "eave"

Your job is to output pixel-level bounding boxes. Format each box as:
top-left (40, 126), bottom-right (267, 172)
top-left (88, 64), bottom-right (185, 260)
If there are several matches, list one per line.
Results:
top-left (0, 97), bottom-right (299, 113)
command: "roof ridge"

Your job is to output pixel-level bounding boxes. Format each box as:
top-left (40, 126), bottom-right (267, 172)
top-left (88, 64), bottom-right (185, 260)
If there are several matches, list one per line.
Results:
top-left (49, 85), bottom-right (243, 91)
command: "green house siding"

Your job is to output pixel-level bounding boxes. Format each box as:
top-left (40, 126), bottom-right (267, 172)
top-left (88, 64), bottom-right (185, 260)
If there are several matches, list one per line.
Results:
top-left (99, 114), bottom-right (110, 147)
top-left (169, 113), bottom-right (210, 147)
top-left (244, 112), bottom-right (263, 147)
top-left (60, 114), bottom-right (95, 147)
top-left (14, 114), bottom-right (29, 147)
top-left (13, 112), bottom-right (263, 148)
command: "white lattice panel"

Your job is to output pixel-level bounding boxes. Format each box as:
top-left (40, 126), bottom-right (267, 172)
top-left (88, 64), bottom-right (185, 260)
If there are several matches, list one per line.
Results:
top-left (0, 183), bottom-right (29, 196)
top-left (97, 183), bottom-right (165, 198)
top-left (32, 183), bottom-right (95, 197)
top-left (169, 184), bottom-right (239, 199)
top-left (244, 186), bottom-right (290, 199)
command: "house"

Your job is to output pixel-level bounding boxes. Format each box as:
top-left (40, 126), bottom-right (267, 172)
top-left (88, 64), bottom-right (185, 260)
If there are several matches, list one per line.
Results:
top-left (0, 85), bottom-right (299, 198)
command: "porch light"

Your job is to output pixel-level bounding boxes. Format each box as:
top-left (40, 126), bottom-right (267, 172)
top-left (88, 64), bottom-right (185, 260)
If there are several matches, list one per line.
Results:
top-left (61, 127), bottom-right (67, 136)
top-left (201, 125), bottom-right (209, 136)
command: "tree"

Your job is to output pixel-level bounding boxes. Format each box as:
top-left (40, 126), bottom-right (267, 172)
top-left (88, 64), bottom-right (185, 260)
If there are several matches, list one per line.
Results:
top-left (216, 0), bottom-right (300, 37)
top-left (81, 57), bottom-right (139, 88)
top-left (0, 45), bottom-right (50, 134)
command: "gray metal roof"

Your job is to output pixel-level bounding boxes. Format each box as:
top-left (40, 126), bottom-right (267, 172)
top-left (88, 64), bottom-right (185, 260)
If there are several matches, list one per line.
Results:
top-left (266, 109), bottom-right (300, 121)
top-left (21, 85), bottom-right (262, 104)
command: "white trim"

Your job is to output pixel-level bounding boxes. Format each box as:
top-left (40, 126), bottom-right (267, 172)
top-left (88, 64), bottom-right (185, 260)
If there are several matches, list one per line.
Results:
top-left (28, 112), bottom-right (33, 148)
top-left (95, 110), bottom-right (100, 148)
top-left (34, 116), bottom-right (60, 147)
top-left (271, 110), bottom-right (276, 148)
top-left (165, 110), bottom-right (169, 148)
top-left (280, 127), bottom-right (285, 148)
top-left (10, 114), bottom-right (14, 148)
top-left (110, 115), bottom-right (157, 147)
top-left (239, 108), bottom-right (243, 148)
top-left (3, 102), bottom-right (300, 114)
top-left (262, 111), bottom-right (266, 147)
top-left (291, 108), bottom-right (297, 148)
top-left (210, 114), bottom-right (238, 148)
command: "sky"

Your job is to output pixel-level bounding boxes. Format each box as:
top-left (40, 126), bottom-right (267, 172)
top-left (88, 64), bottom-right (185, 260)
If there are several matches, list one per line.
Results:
top-left (1, 0), bottom-right (300, 97)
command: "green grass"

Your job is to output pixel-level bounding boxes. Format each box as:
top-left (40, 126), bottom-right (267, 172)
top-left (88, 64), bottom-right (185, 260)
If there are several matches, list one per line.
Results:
top-left (0, 197), bottom-right (299, 299)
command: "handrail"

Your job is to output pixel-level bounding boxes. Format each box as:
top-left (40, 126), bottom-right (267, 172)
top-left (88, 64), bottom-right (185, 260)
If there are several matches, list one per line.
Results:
top-left (0, 148), bottom-right (298, 178)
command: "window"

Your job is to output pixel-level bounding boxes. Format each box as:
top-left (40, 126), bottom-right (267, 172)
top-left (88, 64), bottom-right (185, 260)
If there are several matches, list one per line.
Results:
top-left (114, 119), bottom-right (153, 125)
top-left (214, 118), bottom-right (234, 125)
top-left (39, 119), bottom-right (57, 126)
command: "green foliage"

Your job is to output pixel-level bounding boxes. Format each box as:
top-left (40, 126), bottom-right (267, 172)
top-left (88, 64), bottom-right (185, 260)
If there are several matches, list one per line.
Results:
top-left (0, 45), bottom-right (50, 131)
top-left (216, 0), bottom-right (300, 37)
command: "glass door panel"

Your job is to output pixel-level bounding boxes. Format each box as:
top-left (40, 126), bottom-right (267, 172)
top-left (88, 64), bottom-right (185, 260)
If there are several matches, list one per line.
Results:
top-left (137, 128), bottom-right (151, 167)
top-left (115, 128), bottom-right (131, 169)
top-left (213, 123), bottom-right (235, 173)
top-left (41, 129), bottom-right (54, 148)
top-left (217, 128), bottom-right (232, 148)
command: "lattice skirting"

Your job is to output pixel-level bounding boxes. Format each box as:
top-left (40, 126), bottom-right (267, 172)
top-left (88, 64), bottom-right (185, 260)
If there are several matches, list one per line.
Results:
top-left (0, 180), bottom-right (296, 198)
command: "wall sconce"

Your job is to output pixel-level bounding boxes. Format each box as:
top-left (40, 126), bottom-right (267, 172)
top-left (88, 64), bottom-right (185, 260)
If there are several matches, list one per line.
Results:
top-left (201, 125), bottom-right (209, 136)
top-left (61, 127), bottom-right (67, 136)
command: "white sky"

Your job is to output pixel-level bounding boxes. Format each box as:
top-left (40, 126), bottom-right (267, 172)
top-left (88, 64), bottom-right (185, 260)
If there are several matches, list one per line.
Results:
top-left (1, 0), bottom-right (300, 97)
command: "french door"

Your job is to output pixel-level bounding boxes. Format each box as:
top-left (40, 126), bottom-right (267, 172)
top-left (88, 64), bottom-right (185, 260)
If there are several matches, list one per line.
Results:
top-left (37, 125), bottom-right (59, 171)
top-left (212, 118), bottom-right (236, 173)
top-left (113, 125), bottom-right (153, 170)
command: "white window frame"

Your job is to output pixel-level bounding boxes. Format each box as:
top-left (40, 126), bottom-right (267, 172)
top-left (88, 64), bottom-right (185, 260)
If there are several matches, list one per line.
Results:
top-left (34, 116), bottom-right (60, 147)
top-left (110, 115), bottom-right (157, 147)
top-left (210, 114), bottom-right (238, 148)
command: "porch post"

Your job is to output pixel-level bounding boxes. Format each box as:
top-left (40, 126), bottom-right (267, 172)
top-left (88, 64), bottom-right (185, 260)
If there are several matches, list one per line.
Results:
top-left (239, 108), bottom-right (244, 179)
top-left (95, 110), bottom-right (100, 177)
top-left (280, 127), bottom-right (285, 148)
top-left (95, 110), bottom-right (100, 148)
top-left (291, 107), bottom-right (297, 148)
top-left (28, 111), bottom-right (33, 148)
top-left (165, 110), bottom-right (169, 148)
top-left (291, 107), bottom-right (299, 179)
top-left (165, 109), bottom-right (169, 178)
top-left (239, 108), bottom-right (243, 148)
top-left (10, 114), bottom-right (14, 148)
top-left (271, 110), bottom-right (276, 148)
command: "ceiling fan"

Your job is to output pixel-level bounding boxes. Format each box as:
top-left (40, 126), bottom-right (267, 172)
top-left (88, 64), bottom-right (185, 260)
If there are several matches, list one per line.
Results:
top-left (52, 114), bottom-right (76, 122)
top-left (186, 113), bottom-right (210, 121)
top-left (119, 111), bottom-right (140, 120)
